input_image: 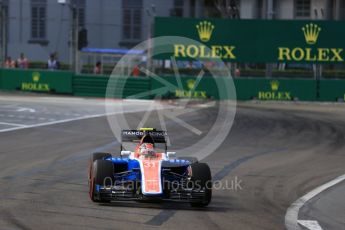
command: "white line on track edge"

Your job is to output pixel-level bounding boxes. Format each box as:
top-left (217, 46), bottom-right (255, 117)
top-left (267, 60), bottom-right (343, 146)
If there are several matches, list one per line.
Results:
top-left (0, 122), bottom-right (28, 127)
top-left (285, 174), bottom-right (345, 230)
top-left (0, 107), bottom-right (165, 133)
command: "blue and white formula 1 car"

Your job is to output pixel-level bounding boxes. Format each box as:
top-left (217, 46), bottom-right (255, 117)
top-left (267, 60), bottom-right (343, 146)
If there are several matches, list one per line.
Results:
top-left (88, 128), bottom-right (212, 207)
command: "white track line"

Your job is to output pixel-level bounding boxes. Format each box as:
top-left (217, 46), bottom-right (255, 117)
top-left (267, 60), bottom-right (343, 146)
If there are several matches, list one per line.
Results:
top-left (0, 96), bottom-right (153, 106)
top-left (0, 111), bottom-right (125, 133)
top-left (0, 105), bottom-right (171, 133)
top-left (0, 114), bottom-right (107, 133)
top-left (0, 122), bottom-right (27, 127)
top-left (285, 174), bottom-right (345, 230)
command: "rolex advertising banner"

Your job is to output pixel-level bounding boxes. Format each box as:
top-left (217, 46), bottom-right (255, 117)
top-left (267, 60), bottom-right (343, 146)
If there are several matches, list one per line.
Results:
top-left (1, 69), bottom-right (73, 93)
top-left (154, 17), bottom-right (345, 63)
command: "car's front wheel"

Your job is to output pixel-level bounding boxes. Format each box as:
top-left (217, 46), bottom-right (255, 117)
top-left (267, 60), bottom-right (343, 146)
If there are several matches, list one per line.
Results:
top-left (89, 159), bottom-right (114, 203)
top-left (88, 152), bottom-right (112, 185)
top-left (189, 162), bottom-right (212, 207)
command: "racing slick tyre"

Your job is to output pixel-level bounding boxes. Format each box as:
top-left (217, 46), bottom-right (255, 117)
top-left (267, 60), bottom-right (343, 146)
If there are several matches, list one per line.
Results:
top-left (89, 159), bottom-right (114, 203)
top-left (91, 152), bottom-right (112, 162)
top-left (189, 163), bottom-right (212, 207)
top-left (88, 152), bottom-right (112, 186)
top-left (178, 156), bottom-right (198, 164)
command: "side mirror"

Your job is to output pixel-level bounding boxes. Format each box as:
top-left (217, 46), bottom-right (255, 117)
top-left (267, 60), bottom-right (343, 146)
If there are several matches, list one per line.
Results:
top-left (121, 151), bottom-right (131, 157)
top-left (167, 152), bottom-right (176, 158)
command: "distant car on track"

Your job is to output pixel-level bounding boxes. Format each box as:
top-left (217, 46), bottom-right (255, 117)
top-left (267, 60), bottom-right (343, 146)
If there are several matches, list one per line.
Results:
top-left (88, 128), bottom-right (212, 207)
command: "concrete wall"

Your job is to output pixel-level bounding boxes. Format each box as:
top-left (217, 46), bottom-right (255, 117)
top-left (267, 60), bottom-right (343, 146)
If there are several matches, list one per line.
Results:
top-left (85, 0), bottom-right (199, 49)
top-left (7, 0), bottom-right (70, 63)
top-left (85, 0), bottom-right (121, 49)
top-left (276, 0), bottom-right (294, 19)
top-left (311, 0), bottom-right (332, 19)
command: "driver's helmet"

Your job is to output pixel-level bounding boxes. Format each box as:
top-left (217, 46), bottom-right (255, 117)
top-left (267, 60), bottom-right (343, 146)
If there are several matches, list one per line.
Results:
top-left (139, 143), bottom-right (155, 156)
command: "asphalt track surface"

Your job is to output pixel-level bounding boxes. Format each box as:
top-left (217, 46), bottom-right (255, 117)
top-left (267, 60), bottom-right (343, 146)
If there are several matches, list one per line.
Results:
top-left (1, 94), bottom-right (345, 230)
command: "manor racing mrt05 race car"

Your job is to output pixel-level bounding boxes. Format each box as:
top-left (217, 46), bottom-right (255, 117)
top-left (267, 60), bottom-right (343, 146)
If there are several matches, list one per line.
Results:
top-left (88, 128), bottom-right (212, 207)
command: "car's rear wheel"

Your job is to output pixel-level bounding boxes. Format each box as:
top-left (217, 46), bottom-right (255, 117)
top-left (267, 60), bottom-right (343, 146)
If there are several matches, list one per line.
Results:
top-left (189, 163), bottom-right (212, 207)
top-left (89, 159), bottom-right (114, 203)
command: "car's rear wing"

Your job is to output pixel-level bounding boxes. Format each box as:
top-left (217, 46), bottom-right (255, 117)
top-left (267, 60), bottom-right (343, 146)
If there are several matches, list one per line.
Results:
top-left (121, 129), bottom-right (167, 144)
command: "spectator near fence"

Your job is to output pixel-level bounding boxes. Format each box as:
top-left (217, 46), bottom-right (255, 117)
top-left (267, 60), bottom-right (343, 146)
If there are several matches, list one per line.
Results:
top-left (17, 53), bottom-right (29, 69)
top-left (94, 61), bottom-right (102, 74)
top-left (132, 65), bottom-right (140, 77)
top-left (4, 57), bottom-right (16, 68)
top-left (47, 53), bottom-right (58, 70)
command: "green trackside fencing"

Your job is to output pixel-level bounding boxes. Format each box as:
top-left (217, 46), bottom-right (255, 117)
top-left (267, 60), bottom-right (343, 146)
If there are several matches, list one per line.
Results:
top-left (73, 74), bottom-right (109, 97)
top-left (73, 74), bottom-right (234, 100)
top-left (1, 68), bottom-right (345, 101)
top-left (235, 78), bottom-right (316, 101)
top-left (65, 74), bottom-right (345, 101)
top-left (150, 75), bottom-right (235, 100)
top-left (73, 75), bottom-right (151, 98)
top-left (0, 69), bottom-right (73, 93)
top-left (319, 80), bottom-right (345, 101)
